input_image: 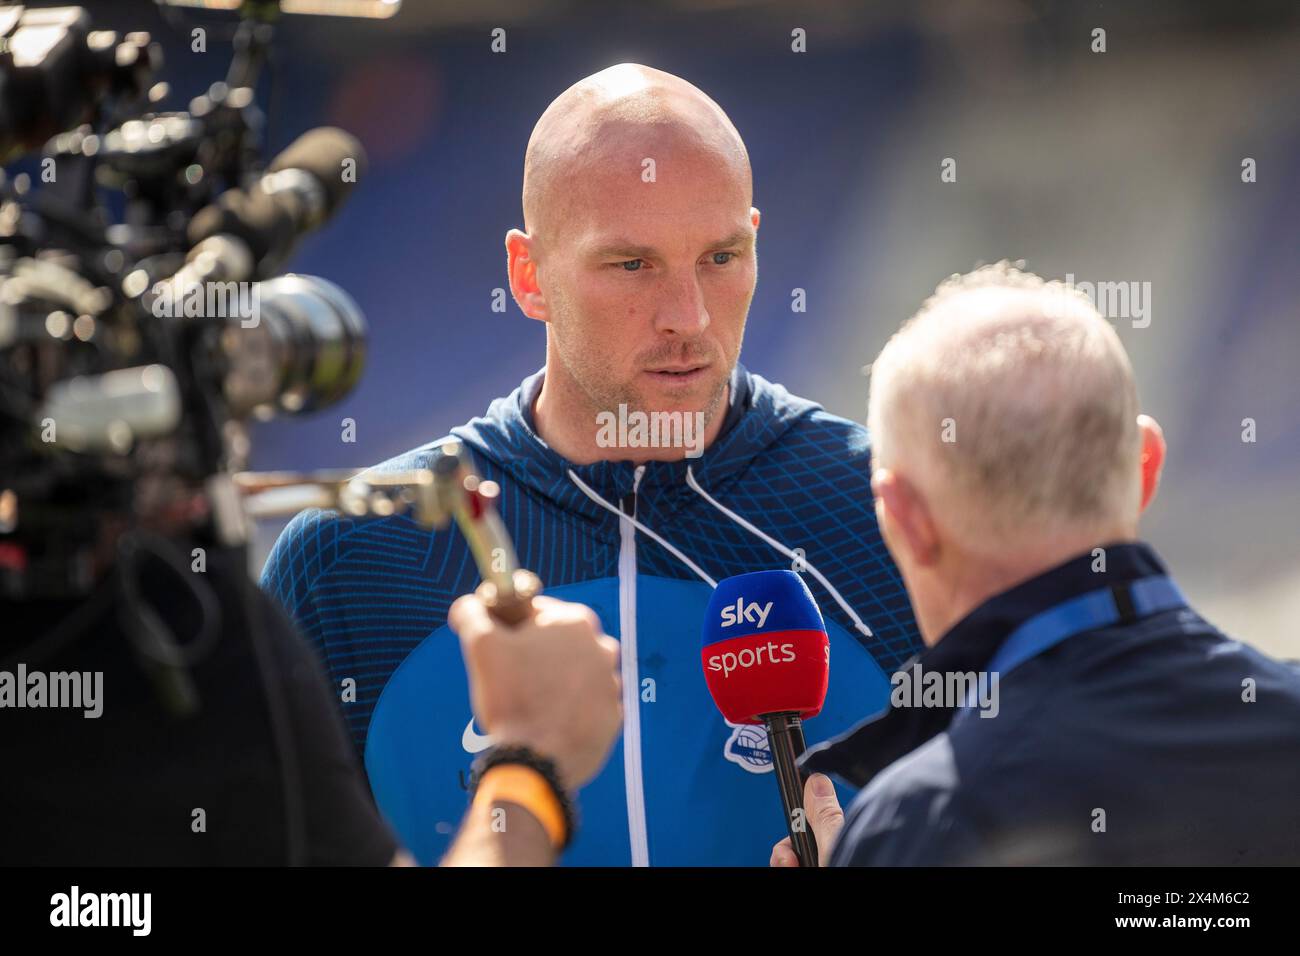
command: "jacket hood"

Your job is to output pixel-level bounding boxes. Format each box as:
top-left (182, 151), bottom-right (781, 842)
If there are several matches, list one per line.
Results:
top-left (449, 363), bottom-right (824, 524)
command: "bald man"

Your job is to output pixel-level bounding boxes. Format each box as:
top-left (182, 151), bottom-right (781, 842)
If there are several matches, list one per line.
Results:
top-left (771, 263), bottom-right (1300, 865)
top-left (261, 64), bottom-right (921, 866)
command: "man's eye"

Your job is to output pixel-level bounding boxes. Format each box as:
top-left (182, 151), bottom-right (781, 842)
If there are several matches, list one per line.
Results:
top-left (711, 252), bottom-right (734, 265)
top-left (619, 259), bottom-right (644, 272)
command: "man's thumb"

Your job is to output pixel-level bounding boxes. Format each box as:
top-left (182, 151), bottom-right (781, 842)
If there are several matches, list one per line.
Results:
top-left (803, 772), bottom-right (845, 861)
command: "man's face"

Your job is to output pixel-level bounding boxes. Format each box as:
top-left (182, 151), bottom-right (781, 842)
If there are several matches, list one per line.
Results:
top-left (537, 141), bottom-right (758, 426)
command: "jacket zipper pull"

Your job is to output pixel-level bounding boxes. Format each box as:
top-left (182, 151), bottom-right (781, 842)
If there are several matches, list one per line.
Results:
top-left (621, 465), bottom-right (646, 517)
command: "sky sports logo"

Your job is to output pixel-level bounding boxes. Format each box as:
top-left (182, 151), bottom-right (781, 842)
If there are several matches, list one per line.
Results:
top-left (706, 640), bottom-right (799, 677)
top-left (718, 597), bottom-right (773, 628)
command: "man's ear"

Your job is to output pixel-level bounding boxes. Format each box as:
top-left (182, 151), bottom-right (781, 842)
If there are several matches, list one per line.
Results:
top-left (751, 207), bottom-right (761, 232)
top-left (1137, 414), bottom-right (1166, 513)
top-left (871, 468), bottom-right (940, 569)
top-left (505, 229), bottom-right (547, 322)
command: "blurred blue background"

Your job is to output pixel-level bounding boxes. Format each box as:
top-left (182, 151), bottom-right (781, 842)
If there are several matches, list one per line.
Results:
top-left (83, 0), bottom-right (1300, 654)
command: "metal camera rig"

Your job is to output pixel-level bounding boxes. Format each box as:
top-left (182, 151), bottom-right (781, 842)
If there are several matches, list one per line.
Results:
top-left (0, 1), bottom-right (539, 629)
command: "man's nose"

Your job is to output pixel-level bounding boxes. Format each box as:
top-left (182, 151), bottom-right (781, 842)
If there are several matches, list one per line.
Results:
top-left (654, 272), bottom-right (710, 336)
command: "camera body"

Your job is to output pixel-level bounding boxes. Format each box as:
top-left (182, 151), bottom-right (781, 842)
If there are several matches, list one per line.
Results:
top-left (0, 5), bottom-right (368, 598)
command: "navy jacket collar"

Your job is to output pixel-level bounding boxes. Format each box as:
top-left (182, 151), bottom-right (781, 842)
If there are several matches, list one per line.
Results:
top-left (801, 541), bottom-right (1170, 787)
top-left (449, 362), bottom-right (820, 527)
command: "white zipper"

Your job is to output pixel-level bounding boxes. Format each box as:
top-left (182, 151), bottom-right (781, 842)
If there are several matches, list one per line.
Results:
top-left (619, 464), bottom-right (650, 866)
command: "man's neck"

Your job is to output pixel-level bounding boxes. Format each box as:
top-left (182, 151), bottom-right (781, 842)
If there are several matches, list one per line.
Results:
top-left (917, 527), bottom-right (1138, 645)
top-left (532, 367), bottom-right (730, 466)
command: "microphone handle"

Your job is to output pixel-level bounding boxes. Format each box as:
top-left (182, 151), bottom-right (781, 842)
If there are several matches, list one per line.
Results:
top-left (765, 712), bottom-right (818, 867)
top-left (790, 720), bottom-right (808, 756)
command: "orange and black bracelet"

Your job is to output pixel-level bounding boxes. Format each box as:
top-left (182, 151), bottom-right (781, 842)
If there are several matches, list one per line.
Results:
top-left (468, 745), bottom-right (576, 851)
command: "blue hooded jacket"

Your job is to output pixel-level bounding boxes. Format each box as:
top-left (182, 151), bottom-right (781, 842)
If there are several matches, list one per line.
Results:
top-left (261, 365), bottom-right (921, 865)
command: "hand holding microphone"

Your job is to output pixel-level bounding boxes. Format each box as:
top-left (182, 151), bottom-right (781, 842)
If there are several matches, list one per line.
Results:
top-left (769, 774), bottom-right (844, 867)
top-left (702, 570), bottom-right (831, 867)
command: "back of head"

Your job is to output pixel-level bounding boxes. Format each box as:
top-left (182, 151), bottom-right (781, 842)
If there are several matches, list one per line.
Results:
top-left (868, 262), bottom-right (1141, 553)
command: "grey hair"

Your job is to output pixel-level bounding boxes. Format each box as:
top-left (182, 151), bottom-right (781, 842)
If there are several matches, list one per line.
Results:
top-left (867, 262), bottom-right (1142, 547)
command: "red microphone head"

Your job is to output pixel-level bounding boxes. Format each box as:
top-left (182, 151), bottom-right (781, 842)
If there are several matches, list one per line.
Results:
top-left (701, 570), bottom-right (829, 723)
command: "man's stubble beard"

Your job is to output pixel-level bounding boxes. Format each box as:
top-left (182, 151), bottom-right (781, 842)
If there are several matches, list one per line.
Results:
top-left (549, 300), bottom-right (740, 437)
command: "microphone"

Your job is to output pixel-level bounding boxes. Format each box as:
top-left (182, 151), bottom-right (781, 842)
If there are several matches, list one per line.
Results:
top-left (182, 126), bottom-right (368, 281)
top-left (702, 570), bottom-right (829, 867)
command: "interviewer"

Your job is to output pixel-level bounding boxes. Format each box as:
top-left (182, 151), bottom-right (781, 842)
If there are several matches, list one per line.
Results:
top-left (772, 263), bottom-right (1300, 866)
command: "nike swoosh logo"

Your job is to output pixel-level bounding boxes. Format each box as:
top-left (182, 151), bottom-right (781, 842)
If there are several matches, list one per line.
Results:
top-left (462, 718), bottom-right (494, 754)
